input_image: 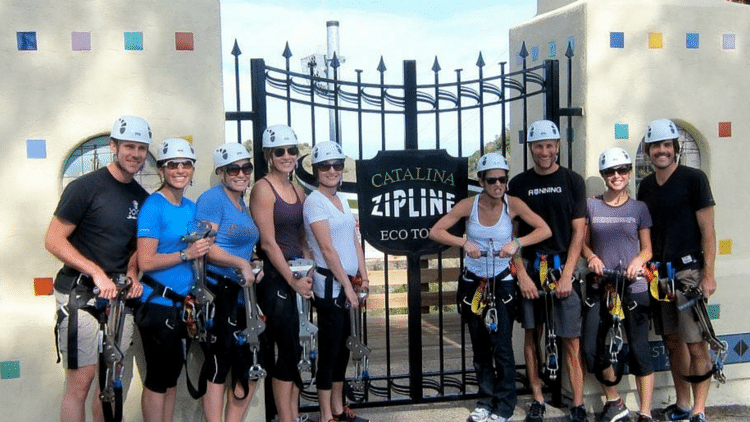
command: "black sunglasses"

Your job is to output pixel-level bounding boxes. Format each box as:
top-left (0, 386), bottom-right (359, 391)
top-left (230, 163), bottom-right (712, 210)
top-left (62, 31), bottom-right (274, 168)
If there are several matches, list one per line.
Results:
top-left (163, 160), bottom-right (194, 170)
top-left (225, 163), bottom-right (253, 176)
top-left (272, 146), bottom-right (299, 157)
top-left (602, 166), bottom-right (631, 177)
top-left (317, 161), bottom-right (345, 172)
top-left (484, 176), bottom-right (508, 185)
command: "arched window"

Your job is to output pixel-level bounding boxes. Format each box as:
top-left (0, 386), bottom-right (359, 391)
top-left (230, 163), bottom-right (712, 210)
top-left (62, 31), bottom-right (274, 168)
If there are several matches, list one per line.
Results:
top-left (635, 122), bottom-right (702, 188)
top-left (62, 135), bottom-right (160, 192)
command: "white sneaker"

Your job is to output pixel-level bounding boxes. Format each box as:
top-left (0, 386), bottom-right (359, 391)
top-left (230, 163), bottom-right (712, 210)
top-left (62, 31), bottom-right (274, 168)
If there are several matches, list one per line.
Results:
top-left (467, 407), bottom-right (492, 422)
top-left (489, 414), bottom-right (509, 422)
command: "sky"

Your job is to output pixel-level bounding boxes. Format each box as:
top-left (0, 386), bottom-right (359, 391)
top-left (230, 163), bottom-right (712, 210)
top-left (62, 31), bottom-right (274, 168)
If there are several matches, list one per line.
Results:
top-left (219, 0), bottom-right (537, 156)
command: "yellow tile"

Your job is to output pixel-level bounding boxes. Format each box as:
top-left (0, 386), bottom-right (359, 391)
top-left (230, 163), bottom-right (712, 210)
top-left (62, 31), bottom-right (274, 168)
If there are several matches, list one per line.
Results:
top-left (649, 32), bottom-right (663, 49)
top-left (719, 239), bottom-right (732, 255)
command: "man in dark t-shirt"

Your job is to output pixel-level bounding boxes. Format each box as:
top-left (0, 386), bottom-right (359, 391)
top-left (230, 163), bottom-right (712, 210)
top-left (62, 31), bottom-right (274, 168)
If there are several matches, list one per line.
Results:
top-left (45, 115), bottom-right (151, 422)
top-left (637, 118), bottom-right (716, 422)
top-left (507, 120), bottom-right (588, 422)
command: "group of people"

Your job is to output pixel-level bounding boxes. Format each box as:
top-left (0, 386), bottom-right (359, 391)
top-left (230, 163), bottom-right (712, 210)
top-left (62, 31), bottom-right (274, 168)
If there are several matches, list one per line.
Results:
top-left (430, 119), bottom-right (716, 422)
top-left (46, 116), bottom-right (369, 422)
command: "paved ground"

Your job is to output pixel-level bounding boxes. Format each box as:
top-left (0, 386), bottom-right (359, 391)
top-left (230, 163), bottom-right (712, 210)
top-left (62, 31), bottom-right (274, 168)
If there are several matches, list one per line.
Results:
top-left (350, 396), bottom-right (749, 422)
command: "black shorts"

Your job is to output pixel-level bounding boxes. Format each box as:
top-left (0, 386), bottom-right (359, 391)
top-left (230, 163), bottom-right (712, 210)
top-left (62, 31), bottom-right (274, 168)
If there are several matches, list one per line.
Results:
top-left (136, 303), bottom-right (186, 393)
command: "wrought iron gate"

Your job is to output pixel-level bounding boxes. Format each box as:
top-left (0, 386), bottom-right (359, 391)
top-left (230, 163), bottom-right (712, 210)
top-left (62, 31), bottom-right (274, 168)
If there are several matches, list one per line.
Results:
top-left (226, 40), bottom-right (580, 415)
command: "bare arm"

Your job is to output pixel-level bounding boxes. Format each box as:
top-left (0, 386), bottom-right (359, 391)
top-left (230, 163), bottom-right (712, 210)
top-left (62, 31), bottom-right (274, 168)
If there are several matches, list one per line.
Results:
top-left (45, 216), bottom-right (117, 299)
top-left (696, 206), bottom-right (717, 297)
top-left (125, 251), bottom-right (143, 299)
top-left (429, 197), bottom-right (476, 256)
top-left (137, 236), bottom-right (210, 273)
top-left (505, 196), bottom-right (551, 256)
top-left (626, 227), bottom-right (652, 280)
top-left (204, 221), bottom-right (257, 286)
top-left (557, 217), bottom-right (586, 298)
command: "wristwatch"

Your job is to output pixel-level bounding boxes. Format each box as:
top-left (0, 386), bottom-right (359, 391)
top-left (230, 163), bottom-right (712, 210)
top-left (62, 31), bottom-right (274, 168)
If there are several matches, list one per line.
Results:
top-left (179, 250), bottom-right (188, 262)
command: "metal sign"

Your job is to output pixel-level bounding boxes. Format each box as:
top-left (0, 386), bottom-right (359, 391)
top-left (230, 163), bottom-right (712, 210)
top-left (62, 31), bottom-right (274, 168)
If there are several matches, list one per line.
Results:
top-left (356, 149), bottom-right (468, 256)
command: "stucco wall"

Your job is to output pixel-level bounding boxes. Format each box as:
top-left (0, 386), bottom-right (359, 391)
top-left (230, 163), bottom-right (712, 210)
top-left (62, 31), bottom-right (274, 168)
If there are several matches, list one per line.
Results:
top-left (510, 0), bottom-right (750, 409)
top-left (0, 1), bottom-right (265, 420)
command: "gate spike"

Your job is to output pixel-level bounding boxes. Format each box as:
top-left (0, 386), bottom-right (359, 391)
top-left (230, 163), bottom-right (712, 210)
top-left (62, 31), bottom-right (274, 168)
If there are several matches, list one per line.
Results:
top-left (565, 41), bottom-right (574, 58)
top-left (282, 42), bottom-right (292, 59)
top-left (519, 42), bottom-right (529, 58)
top-left (330, 51), bottom-right (341, 69)
top-left (231, 39), bottom-right (241, 57)
top-left (432, 56), bottom-right (441, 73)
top-left (377, 56), bottom-right (387, 73)
top-left (476, 51), bottom-right (485, 68)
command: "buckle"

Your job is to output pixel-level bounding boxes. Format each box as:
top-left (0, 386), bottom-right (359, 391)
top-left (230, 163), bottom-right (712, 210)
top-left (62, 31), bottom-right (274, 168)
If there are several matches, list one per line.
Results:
top-left (160, 285), bottom-right (174, 299)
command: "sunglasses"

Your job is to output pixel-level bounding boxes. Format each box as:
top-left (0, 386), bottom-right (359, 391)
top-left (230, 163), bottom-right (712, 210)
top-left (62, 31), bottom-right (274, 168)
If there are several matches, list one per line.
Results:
top-left (225, 163), bottom-right (253, 176)
top-left (602, 166), bottom-right (631, 177)
top-left (163, 160), bottom-right (194, 170)
top-left (484, 176), bottom-right (508, 185)
top-left (317, 161), bottom-right (345, 172)
top-left (272, 146), bottom-right (299, 157)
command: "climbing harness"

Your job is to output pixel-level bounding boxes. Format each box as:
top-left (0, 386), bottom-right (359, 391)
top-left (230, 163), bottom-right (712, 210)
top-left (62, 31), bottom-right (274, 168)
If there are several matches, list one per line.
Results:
top-left (181, 220), bottom-right (218, 344)
top-left (97, 275), bottom-right (131, 422)
top-left (469, 240), bottom-right (514, 333)
top-left (230, 260), bottom-right (267, 399)
top-left (289, 258), bottom-right (318, 388)
top-left (678, 287), bottom-right (728, 385)
top-left (535, 253), bottom-right (562, 381)
top-left (345, 273), bottom-right (371, 402)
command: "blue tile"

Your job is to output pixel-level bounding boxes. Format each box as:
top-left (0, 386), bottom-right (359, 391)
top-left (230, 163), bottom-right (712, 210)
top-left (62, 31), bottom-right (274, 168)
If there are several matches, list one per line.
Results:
top-left (124, 32), bottom-right (143, 50)
top-left (610, 32), bottom-right (625, 49)
top-left (686, 32), bottom-right (700, 49)
top-left (531, 45), bottom-right (539, 61)
top-left (615, 123), bottom-right (629, 140)
top-left (26, 139), bottom-right (46, 159)
top-left (17, 32), bottom-right (37, 51)
top-left (548, 41), bottom-right (556, 58)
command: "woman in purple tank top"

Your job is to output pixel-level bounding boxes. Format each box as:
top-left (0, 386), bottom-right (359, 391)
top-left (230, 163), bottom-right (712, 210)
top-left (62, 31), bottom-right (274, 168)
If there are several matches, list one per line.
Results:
top-left (249, 124), bottom-right (313, 422)
top-left (581, 147), bottom-right (654, 422)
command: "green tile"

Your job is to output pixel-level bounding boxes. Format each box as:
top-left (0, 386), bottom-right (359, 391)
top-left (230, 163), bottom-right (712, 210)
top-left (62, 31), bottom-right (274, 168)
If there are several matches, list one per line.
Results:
top-left (707, 304), bottom-right (720, 320)
top-left (0, 361), bottom-right (20, 379)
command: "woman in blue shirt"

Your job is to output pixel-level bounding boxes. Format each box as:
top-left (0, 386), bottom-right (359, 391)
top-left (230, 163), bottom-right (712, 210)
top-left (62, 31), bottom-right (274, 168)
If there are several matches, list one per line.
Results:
top-left (196, 143), bottom-right (262, 422)
top-left (137, 138), bottom-right (211, 422)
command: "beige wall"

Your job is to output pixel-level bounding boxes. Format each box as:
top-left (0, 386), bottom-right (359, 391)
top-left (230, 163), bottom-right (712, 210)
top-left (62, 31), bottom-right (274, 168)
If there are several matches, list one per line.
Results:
top-left (0, 1), bottom-right (265, 420)
top-left (510, 0), bottom-right (750, 408)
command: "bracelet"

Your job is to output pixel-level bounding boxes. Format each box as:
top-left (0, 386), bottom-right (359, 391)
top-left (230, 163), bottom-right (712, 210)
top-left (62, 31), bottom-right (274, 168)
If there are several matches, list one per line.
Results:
top-left (514, 237), bottom-right (523, 250)
top-left (587, 254), bottom-right (598, 263)
top-left (462, 239), bottom-right (469, 248)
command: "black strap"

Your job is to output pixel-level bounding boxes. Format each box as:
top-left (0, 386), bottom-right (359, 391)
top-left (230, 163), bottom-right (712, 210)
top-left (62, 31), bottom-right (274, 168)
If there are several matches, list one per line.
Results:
top-left (683, 370), bottom-right (714, 384)
top-left (54, 275), bottom-right (101, 368)
top-left (140, 274), bottom-right (187, 304)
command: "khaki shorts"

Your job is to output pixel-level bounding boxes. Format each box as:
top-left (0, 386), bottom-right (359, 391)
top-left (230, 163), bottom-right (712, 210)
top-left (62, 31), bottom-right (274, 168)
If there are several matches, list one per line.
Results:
top-left (652, 268), bottom-right (705, 344)
top-left (55, 290), bottom-right (134, 369)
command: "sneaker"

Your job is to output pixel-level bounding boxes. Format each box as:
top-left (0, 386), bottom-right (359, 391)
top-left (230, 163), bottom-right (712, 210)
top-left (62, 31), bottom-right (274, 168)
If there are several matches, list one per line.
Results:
top-left (662, 404), bottom-right (692, 421)
top-left (333, 406), bottom-right (368, 422)
top-left (489, 414), bottom-right (509, 422)
top-left (570, 405), bottom-right (589, 422)
top-left (688, 414), bottom-right (706, 422)
top-left (636, 415), bottom-right (653, 422)
top-left (525, 401), bottom-right (546, 422)
top-left (598, 398), bottom-right (629, 422)
top-left (467, 407), bottom-right (492, 422)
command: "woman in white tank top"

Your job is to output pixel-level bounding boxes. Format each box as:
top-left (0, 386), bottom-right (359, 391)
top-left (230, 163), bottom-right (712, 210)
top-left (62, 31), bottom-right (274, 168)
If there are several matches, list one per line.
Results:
top-left (430, 153), bottom-right (551, 422)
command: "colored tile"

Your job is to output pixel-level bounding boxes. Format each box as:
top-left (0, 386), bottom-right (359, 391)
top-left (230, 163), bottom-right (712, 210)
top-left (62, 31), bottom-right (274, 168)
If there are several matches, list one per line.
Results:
top-left (0, 361), bottom-right (20, 379)
top-left (531, 45), bottom-right (539, 61)
top-left (124, 32), bottom-right (143, 50)
top-left (17, 31), bottom-right (37, 51)
top-left (548, 41), bottom-right (556, 58)
top-left (719, 239), bottom-right (732, 255)
top-left (175, 32), bottom-right (194, 51)
top-left (568, 36), bottom-right (575, 53)
top-left (719, 121), bottom-right (732, 138)
top-left (615, 123), bottom-right (629, 140)
top-left (71, 31), bottom-right (91, 51)
top-left (610, 32), bottom-right (624, 49)
top-left (26, 139), bottom-right (46, 159)
top-left (707, 304), bottom-right (720, 320)
top-left (723, 33), bottom-right (736, 50)
top-left (34, 278), bottom-right (54, 296)
top-left (649, 32), bottom-right (663, 49)
top-left (686, 32), bottom-right (700, 49)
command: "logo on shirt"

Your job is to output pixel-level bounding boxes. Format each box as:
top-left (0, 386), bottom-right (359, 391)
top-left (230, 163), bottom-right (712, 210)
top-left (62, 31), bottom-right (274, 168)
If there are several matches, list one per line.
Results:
top-left (527, 186), bottom-right (563, 196)
top-left (127, 200), bottom-right (140, 220)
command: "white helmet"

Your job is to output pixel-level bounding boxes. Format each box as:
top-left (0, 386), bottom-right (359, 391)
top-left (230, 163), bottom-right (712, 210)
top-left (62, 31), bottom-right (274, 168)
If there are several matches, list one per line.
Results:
top-left (645, 118), bottom-right (679, 144)
top-left (262, 125), bottom-right (298, 148)
top-left (477, 152), bottom-right (509, 173)
top-left (214, 142), bottom-right (251, 170)
top-left (157, 138), bottom-right (196, 162)
top-left (111, 115), bottom-right (152, 145)
top-left (598, 147), bottom-right (632, 171)
top-left (527, 120), bottom-right (560, 143)
top-left (311, 141), bottom-right (345, 164)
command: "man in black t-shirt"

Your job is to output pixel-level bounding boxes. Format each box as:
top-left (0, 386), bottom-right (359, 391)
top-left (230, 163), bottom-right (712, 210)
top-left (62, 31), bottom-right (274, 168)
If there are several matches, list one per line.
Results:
top-left (45, 115), bottom-right (151, 422)
top-left (507, 120), bottom-right (588, 422)
top-left (637, 118), bottom-right (716, 422)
